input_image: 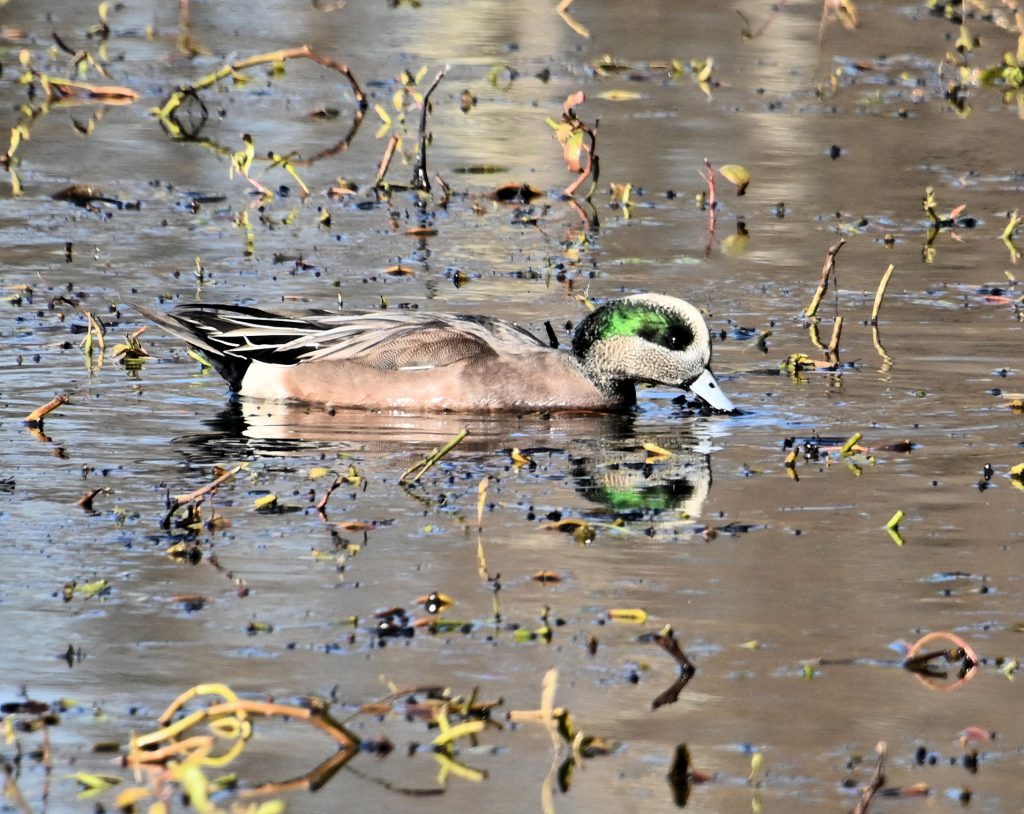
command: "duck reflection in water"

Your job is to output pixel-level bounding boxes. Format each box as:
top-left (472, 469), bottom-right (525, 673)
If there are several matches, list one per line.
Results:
top-left (177, 400), bottom-right (715, 518)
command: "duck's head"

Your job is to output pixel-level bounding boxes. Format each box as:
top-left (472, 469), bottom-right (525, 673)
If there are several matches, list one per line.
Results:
top-left (572, 293), bottom-right (734, 412)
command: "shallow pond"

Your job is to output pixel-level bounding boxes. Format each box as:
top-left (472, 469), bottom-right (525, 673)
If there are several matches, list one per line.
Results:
top-left (2, 1), bottom-right (1024, 812)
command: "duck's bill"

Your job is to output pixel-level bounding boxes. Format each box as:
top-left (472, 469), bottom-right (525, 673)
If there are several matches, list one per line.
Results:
top-left (688, 368), bottom-right (735, 413)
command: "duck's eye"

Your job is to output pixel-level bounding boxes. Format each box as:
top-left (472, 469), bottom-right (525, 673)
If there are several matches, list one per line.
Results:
top-left (637, 323), bottom-right (693, 351)
top-left (664, 324), bottom-right (694, 351)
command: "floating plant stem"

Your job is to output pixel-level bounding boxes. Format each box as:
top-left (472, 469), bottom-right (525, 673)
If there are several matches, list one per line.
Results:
top-left (399, 427), bottom-right (469, 484)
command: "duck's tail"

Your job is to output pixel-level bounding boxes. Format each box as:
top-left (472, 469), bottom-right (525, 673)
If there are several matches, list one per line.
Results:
top-left (137, 303), bottom-right (320, 391)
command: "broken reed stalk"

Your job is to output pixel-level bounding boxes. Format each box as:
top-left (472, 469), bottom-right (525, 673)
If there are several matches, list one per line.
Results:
top-left (870, 264), bottom-right (895, 325)
top-left (851, 742), bottom-right (886, 814)
top-left (700, 158), bottom-right (718, 257)
top-left (374, 133), bottom-right (400, 188)
top-left (805, 237), bottom-right (847, 318)
top-left (411, 66), bottom-right (448, 193)
top-left (399, 428), bottom-right (469, 484)
top-left (162, 465), bottom-right (243, 528)
top-left (77, 488), bottom-right (102, 511)
top-left (827, 315), bottom-right (844, 357)
top-left (702, 157), bottom-right (717, 210)
top-left (85, 310), bottom-right (106, 351)
top-left (315, 472), bottom-right (346, 516)
top-left (24, 394), bottom-right (69, 426)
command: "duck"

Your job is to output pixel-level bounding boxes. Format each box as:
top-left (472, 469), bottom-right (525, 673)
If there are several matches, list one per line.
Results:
top-left (140, 293), bottom-right (734, 414)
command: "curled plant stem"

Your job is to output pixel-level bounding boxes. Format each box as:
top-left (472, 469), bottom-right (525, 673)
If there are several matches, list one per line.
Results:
top-left (155, 45), bottom-right (367, 126)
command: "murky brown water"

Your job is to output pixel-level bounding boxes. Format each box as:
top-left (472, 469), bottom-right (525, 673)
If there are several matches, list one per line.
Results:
top-left (3, 1), bottom-right (1024, 812)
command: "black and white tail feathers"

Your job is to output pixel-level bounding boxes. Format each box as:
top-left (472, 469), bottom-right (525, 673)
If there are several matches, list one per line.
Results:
top-left (137, 303), bottom-right (323, 391)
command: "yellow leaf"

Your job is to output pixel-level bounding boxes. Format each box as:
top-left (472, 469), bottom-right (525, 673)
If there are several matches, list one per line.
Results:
top-left (67, 772), bottom-right (121, 792)
top-left (719, 164), bottom-right (751, 195)
top-left (79, 579), bottom-right (110, 599)
top-left (113, 787), bottom-right (152, 808)
top-left (511, 447), bottom-right (533, 465)
top-left (642, 441), bottom-right (672, 457)
top-left (253, 494), bottom-right (278, 511)
top-left (609, 608), bottom-right (648, 623)
top-left (597, 90), bottom-right (643, 101)
top-left (839, 432), bottom-right (863, 455)
top-left (885, 510), bottom-right (905, 530)
top-left (309, 466), bottom-right (332, 479)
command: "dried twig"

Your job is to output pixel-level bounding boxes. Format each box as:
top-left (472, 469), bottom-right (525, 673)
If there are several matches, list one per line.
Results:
top-left (374, 133), bottom-right (400, 188)
top-left (77, 488), bottom-right (102, 512)
top-left (162, 465), bottom-right (243, 528)
top-left (411, 67), bottom-right (448, 193)
top-left (24, 394), bottom-right (69, 426)
top-left (315, 472), bottom-right (345, 517)
top-left (851, 741), bottom-right (886, 814)
top-left (805, 237), bottom-right (846, 318)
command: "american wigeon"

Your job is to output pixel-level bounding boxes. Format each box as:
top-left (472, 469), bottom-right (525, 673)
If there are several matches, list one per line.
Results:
top-left (141, 294), bottom-right (734, 413)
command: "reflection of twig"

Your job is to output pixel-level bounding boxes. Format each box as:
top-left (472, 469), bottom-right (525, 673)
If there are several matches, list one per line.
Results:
top-left (826, 315), bottom-right (843, 363)
top-left (156, 45), bottom-right (367, 137)
top-left (1, 762), bottom-right (34, 814)
top-left (411, 67), bottom-right (448, 193)
top-left (556, 0), bottom-right (591, 38)
top-left (737, 2), bottom-right (785, 39)
top-left (668, 743), bottom-right (692, 807)
top-left (902, 630), bottom-right (979, 691)
top-left (295, 106), bottom-right (366, 166)
top-left (650, 627), bottom-right (696, 710)
top-left (871, 324), bottom-right (893, 372)
top-left (565, 197), bottom-right (597, 231)
top-left (851, 741), bottom-right (886, 814)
